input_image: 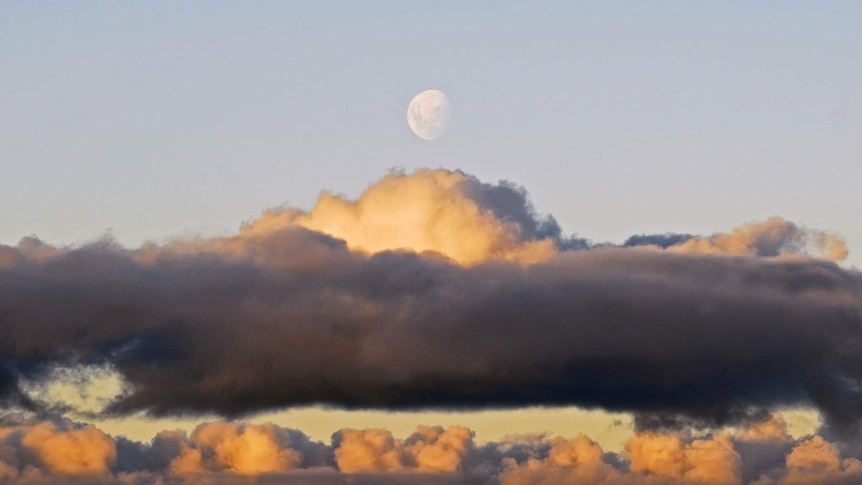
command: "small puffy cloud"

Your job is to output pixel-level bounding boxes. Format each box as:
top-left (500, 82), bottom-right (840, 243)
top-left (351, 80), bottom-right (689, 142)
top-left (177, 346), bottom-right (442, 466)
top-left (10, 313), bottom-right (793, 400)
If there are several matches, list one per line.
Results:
top-left (19, 421), bottom-right (116, 476)
top-left (544, 435), bottom-right (605, 468)
top-left (750, 435), bottom-right (862, 485)
top-left (332, 425), bottom-right (474, 475)
top-left (626, 432), bottom-right (740, 485)
top-left (333, 428), bottom-right (405, 473)
top-left (405, 425), bottom-right (474, 473)
top-left (785, 436), bottom-right (844, 472)
top-left (668, 217), bottom-right (848, 261)
top-left (170, 422), bottom-right (303, 475)
top-left (498, 434), bottom-right (624, 485)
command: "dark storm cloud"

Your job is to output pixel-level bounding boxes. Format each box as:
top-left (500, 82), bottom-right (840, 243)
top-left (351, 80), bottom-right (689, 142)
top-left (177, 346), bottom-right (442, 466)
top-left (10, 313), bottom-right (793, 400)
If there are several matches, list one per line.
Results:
top-left (0, 169), bottom-right (859, 429)
top-left (0, 226), bottom-right (859, 427)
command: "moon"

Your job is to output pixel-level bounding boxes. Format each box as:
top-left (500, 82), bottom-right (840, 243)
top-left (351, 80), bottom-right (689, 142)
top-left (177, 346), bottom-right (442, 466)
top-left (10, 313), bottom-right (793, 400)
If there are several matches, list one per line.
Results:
top-left (407, 89), bottom-right (452, 140)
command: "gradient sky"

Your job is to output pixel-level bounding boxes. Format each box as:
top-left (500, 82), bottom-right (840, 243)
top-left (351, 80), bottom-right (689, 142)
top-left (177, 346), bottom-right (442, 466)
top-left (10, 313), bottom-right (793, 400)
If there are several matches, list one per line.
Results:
top-left (2, 1), bottom-right (859, 266)
top-left (1, 4), bottom-right (861, 482)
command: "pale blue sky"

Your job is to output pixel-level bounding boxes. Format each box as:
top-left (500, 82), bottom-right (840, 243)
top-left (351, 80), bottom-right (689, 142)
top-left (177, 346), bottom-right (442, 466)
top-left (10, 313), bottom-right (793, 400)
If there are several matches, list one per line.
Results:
top-left (2, 2), bottom-right (860, 265)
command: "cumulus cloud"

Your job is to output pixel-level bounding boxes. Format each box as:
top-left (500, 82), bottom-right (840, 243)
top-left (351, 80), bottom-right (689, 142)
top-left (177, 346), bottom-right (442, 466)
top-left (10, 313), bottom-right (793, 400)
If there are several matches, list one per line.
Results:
top-left (168, 422), bottom-right (303, 475)
top-left (331, 425), bottom-right (474, 474)
top-left (240, 169), bottom-right (567, 265)
top-left (333, 428), bottom-right (405, 473)
top-left (20, 421), bottom-right (116, 476)
top-left (0, 168), bottom-right (859, 431)
top-left (405, 425), bottom-right (474, 473)
top-left (498, 434), bottom-right (622, 485)
top-left (6, 414), bottom-right (862, 484)
top-left (627, 432), bottom-right (741, 485)
top-left (0, 416), bottom-right (116, 480)
top-left (670, 217), bottom-right (848, 261)
top-left (749, 435), bottom-right (862, 485)
top-left (628, 217), bottom-right (848, 261)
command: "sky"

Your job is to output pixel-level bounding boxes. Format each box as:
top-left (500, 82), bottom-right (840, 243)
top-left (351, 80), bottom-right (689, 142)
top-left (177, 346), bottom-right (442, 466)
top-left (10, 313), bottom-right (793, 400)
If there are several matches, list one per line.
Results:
top-left (1, 2), bottom-right (861, 485)
top-left (2, 2), bottom-right (860, 264)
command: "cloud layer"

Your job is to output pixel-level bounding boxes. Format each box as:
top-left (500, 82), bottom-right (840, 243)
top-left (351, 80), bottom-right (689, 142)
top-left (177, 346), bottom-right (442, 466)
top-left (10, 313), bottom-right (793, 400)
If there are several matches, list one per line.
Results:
top-left (0, 168), bottom-right (859, 431)
top-left (2, 413), bottom-right (862, 484)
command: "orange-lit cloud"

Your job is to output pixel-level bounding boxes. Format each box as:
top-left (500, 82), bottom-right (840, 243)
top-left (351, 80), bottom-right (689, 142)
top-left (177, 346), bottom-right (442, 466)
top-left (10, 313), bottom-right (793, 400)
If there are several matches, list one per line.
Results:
top-left (20, 422), bottom-right (116, 476)
top-left (240, 169), bottom-right (559, 265)
top-left (499, 434), bottom-right (621, 485)
top-left (668, 217), bottom-right (848, 261)
top-left (0, 418), bottom-right (116, 480)
top-left (169, 422), bottom-right (302, 475)
top-left (332, 425), bottom-right (474, 474)
top-left (406, 425), bottom-right (473, 473)
top-left (334, 428), bottom-right (405, 473)
top-left (626, 432), bottom-right (740, 485)
top-left (3, 413), bottom-right (862, 484)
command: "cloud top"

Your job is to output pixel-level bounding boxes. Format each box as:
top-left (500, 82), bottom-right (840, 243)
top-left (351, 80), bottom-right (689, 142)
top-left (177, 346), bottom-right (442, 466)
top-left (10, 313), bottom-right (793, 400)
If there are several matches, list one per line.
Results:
top-left (241, 169), bottom-right (563, 265)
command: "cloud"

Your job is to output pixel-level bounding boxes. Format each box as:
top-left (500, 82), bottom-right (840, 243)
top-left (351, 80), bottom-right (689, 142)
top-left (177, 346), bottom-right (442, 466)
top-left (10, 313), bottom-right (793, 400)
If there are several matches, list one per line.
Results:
top-left (623, 233), bottom-right (695, 249)
top-left (331, 425), bottom-right (473, 474)
top-left (735, 414), bottom-right (792, 444)
top-left (750, 435), bottom-right (862, 485)
top-left (627, 432), bottom-right (741, 485)
top-left (0, 416), bottom-right (116, 480)
top-left (406, 425), bottom-right (474, 473)
top-left (333, 428), bottom-right (404, 473)
top-left (0, 168), bottom-right (859, 431)
top-left (667, 217), bottom-right (848, 261)
top-left (239, 169), bottom-right (568, 265)
top-left (498, 434), bottom-right (622, 485)
top-left (19, 421), bottom-right (116, 476)
top-left (624, 217), bottom-right (848, 262)
top-left (168, 422), bottom-right (303, 475)
top-left (5, 414), bottom-right (862, 484)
